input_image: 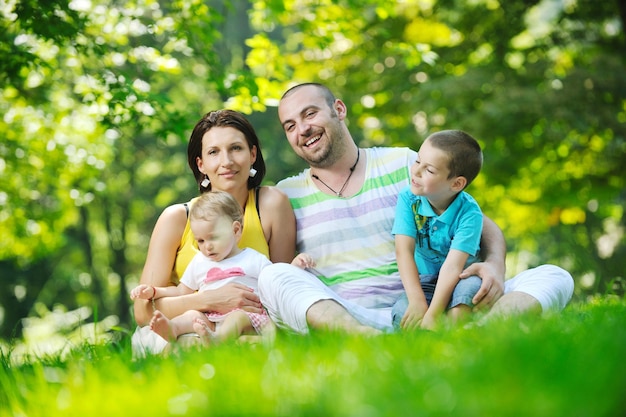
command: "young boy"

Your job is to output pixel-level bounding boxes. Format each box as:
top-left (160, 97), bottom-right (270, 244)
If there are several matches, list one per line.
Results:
top-left (392, 130), bottom-right (484, 330)
top-left (131, 191), bottom-right (314, 344)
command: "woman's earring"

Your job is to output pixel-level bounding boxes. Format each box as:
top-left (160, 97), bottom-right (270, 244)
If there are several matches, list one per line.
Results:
top-left (249, 168), bottom-right (257, 178)
top-left (200, 175), bottom-right (210, 188)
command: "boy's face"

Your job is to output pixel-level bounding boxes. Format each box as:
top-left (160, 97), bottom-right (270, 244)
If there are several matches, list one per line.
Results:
top-left (410, 140), bottom-right (457, 198)
top-left (191, 215), bottom-right (241, 262)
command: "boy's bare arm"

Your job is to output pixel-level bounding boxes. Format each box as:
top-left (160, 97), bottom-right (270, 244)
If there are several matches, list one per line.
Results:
top-left (423, 249), bottom-right (469, 328)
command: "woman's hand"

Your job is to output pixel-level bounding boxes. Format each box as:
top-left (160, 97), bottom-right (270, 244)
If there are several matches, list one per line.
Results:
top-left (199, 283), bottom-right (263, 314)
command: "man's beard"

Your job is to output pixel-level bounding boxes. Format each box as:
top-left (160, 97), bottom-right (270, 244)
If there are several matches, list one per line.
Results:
top-left (306, 125), bottom-right (346, 169)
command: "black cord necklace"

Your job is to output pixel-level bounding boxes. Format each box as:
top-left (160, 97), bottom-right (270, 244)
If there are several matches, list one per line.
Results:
top-left (312, 149), bottom-right (360, 198)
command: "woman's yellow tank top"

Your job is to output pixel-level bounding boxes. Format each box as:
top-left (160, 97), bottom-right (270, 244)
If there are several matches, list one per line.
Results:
top-left (171, 188), bottom-right (269, 284)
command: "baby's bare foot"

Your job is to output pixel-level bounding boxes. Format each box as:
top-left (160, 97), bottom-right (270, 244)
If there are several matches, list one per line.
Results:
top-left (150, 310), bottom-right (177, 342)
top-left (192, 318), bottom-right (216, 346)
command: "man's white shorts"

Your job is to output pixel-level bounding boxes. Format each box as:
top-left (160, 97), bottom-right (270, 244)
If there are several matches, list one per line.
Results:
top-left (258, 263), bottom-right (574, 334)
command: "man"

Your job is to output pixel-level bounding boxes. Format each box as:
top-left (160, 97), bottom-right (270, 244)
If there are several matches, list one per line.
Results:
top-left (258, 83), bottom-right (574, 333)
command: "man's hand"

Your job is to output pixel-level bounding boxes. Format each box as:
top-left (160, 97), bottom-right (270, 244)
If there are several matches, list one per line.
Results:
top-left (460, 262), bottom-right (504, 311)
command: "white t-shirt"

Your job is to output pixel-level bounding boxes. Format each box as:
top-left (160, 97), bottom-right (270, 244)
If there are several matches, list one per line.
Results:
top-left (180, 248), bottom-right (272, 293)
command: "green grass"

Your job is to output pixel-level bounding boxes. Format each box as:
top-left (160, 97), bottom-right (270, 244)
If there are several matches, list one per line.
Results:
top-left (1, 297), bottom-right (625, 417)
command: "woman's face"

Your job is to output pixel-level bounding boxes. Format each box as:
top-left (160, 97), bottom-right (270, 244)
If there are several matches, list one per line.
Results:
top-left (196, 126), bottom-right (257, 192)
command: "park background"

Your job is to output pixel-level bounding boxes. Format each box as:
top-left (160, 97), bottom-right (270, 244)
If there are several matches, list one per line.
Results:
top-left (0, 0), bottom-right (624, 353)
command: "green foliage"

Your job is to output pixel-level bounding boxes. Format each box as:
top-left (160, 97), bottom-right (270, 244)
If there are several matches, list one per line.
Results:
top-left (0, 0), bottom-right (87, 87)
top-left (0, 0), bottom-right (244, 337)
top-left (1, 298), bottom-right (625, 416)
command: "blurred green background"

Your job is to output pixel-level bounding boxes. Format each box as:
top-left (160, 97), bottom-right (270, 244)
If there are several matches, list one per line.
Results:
top-left (0, 0), bottom-right (624, 347)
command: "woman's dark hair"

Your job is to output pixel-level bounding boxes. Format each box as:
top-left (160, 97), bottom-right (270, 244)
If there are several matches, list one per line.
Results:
top-left (187, 109), bottom-right (266, 192)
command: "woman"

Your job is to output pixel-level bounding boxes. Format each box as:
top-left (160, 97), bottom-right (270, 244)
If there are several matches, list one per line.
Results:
top-left (132, 110), bottom-right (296, 354)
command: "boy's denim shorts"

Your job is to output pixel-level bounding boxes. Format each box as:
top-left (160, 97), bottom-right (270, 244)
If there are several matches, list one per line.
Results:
top-left (391, 274), bottom-right (481, 330)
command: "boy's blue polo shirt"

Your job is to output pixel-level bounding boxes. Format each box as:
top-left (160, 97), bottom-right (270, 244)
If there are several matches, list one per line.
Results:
top-left (392, 187), bottom-right (483, 275)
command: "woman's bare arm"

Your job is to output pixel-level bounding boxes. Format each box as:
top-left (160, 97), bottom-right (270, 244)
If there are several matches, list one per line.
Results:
top-left (259, 186), bottom-right (297, 263)
top-left (133, 204), bottom-right (188, 326)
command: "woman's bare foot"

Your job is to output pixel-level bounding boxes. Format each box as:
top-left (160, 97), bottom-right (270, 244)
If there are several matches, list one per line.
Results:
top-left (192, 318), bottom-right (217, 346)
top-left (150, 310), bottom-right (178, 342)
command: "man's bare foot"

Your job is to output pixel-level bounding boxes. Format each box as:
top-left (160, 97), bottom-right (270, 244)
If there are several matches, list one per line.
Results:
top-left (150, 310), bottom-right (178, 342)
top-left (355, 325), bottom-right (382, 336)
top-left (192, 318), bottom-right (217, 346)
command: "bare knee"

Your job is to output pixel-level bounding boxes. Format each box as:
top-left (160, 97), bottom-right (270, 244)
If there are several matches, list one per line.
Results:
top-left (180, 310), bottom-right (206, 322)
top-left (488, 291), bottom-right (542, 317)
top-left (231, 310), bottom-right (253, 328)
top-left (306, 300), bottom-right (346, 330)
top-left (447, 304), bottom-right (472, 323)
top-left (218, 310), bottom-right (254, 341)
top-left (306, 299), bottom-right (379, 335)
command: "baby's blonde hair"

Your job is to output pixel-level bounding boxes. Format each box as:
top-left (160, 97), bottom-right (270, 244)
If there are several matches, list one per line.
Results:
top-left (189, 191), bottom-right (243, 225)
